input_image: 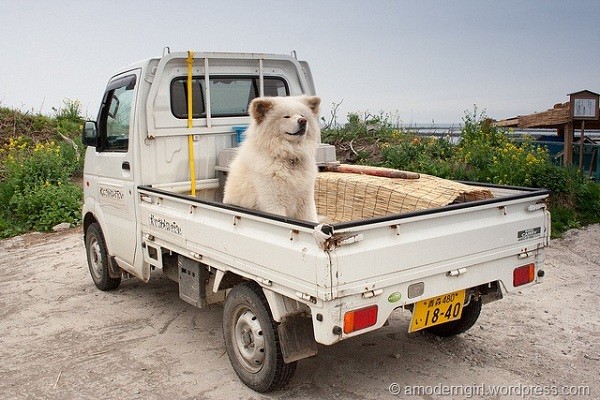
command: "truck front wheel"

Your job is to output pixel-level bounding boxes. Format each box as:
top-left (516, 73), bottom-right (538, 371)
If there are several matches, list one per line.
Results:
top-left (85, 222), bottom-right (121, 291)
top-left (223, 282), bottom-right (296, 392)
top-left (425, 297), bottom-right (482, 337)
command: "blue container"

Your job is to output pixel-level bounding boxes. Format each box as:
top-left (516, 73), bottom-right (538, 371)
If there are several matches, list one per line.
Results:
top-left (232, 125), bottom-right (248, 146)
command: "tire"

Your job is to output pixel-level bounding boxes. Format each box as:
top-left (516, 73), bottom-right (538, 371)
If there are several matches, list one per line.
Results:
top-left (223, 282), bottom-right (296, 392)
top-left (85, 222), bottom-right (121, 291)
top-left (425, 297), bottom-right (482, 337)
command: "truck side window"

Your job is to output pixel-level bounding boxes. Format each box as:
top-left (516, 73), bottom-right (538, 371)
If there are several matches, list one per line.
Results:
top-left (170, 76), bottom-right (288, 119)
top-left (98, 74), bottom-right (136, 152)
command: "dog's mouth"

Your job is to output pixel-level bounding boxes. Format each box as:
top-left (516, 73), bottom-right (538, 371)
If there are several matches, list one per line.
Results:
top-left (286, 126), bottom-right (306, 136)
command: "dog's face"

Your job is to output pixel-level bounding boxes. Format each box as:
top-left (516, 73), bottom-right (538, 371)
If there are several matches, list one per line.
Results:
top-left (248, 96), bottom-right (321, 145)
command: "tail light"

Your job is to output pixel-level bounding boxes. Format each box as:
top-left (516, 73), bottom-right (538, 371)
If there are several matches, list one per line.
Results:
top-left (513, 263), bottom-right (535, 287)
top-left (343, 305), bottom-right (378, 334)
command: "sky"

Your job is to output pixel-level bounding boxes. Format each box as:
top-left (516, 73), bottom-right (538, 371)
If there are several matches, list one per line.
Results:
top-left (1, 0), bottom-right (599, 125)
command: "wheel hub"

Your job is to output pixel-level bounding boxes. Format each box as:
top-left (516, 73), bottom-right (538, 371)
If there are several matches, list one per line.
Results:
top-left (233, 309), bottom-right (266, 373)
top-left (241, 328), bottom-right (252, 347)
top-left (89, 238), bottom-right (103, 279)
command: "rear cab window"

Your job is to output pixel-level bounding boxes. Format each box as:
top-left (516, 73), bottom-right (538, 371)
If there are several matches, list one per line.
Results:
top-left (170, 76), bottom-right (288, 119)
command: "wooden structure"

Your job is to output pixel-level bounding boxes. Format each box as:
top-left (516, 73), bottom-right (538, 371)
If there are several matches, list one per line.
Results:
top-left (495, 90), bottom-right (600, 166)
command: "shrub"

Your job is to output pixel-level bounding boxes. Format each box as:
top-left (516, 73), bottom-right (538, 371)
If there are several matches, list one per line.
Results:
top-left (0, 100), bottom-right (85, 238)
top-left (10, 182), bottom-right (82, 231)
top-left (381, 136), bottom-right (455, 178)
top-left (453, 112), bottom-right (550, 186)
top-left (322, 112), bottom-right (399, 165)
top-left (0, 136), bottom-right (82, 238)
top-left (1, 138), bottom-right (75, 189)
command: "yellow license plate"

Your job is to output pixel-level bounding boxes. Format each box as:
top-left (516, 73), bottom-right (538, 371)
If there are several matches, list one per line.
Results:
top-left (409, 290), bottom-right (465, 333)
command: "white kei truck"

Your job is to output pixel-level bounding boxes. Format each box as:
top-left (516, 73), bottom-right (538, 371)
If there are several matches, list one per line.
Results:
top-left (82, 50), bottom-right (551, 392)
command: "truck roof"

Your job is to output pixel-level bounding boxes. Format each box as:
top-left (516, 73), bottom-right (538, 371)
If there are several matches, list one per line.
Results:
top-left (111, 50), bottom-right (308, 76)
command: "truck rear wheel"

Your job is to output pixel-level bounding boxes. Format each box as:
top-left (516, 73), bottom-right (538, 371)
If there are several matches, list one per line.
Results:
top-left (223, 282), bottom-right (296, 392)
top-left (85, 222), bottom-right (121, 291)
top-left (425, 298), bottom-right (482, 337)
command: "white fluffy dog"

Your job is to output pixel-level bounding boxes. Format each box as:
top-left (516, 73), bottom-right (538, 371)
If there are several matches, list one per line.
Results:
top-left (223, 95), bottom-right (321, 222)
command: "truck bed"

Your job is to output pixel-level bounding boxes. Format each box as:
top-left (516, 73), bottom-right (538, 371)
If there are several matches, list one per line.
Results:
top-left (137, 172), bottom-right (549, 345)
top-left (138, 177), bottom-right (549, 291)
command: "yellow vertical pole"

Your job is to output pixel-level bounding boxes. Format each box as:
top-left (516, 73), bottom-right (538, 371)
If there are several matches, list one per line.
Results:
top-left (186, 51), bottom-right (196, 196)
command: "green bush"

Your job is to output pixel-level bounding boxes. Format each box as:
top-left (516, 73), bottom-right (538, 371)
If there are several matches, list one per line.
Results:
top-left (0, 137), bottom-right (83, 237)
top-left (381, 137), bottom-right (456, 177)
top-left (2, 139), bottom-right (74, 188)
top-left (9, 182), bottom-right (82, 231)
top-left (452, 113), bottom-right (551, 186)
top-left (0, 100), bottom-right (84, 238)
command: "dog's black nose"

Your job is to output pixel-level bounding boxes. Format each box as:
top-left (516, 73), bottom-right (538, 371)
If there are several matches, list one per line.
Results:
top-left (298, 117), bottom-right (307, 126)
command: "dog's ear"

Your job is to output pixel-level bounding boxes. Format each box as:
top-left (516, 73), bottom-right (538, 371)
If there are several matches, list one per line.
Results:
top-left (304, 96), bottom-right (321, 115)
top-left (250, 98), bottom-right (274, 124)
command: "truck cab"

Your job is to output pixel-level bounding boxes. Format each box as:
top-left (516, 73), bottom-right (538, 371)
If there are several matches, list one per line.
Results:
top-left (82, 51), bottom-right (331, 282)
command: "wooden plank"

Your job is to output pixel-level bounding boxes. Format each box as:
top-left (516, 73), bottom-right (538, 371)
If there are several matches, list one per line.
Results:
top-left (564, 122), bottom-right (573, 165)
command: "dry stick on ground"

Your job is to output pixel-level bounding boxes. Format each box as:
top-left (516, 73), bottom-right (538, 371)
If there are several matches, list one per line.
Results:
top-left (53, 371), bottom-right (62, 389)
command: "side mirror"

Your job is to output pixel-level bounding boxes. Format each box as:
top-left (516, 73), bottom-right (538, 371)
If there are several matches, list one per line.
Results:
top-left (82, 120), bottom-right (99, 147)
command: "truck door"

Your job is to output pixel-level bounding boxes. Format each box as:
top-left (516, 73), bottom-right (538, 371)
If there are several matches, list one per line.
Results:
top-left (90, 71), bottom-right (139, 273)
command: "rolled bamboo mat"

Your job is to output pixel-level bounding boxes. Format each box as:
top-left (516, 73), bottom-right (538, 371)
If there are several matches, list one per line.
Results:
top-left (315, 171), bottom-right (493, 223)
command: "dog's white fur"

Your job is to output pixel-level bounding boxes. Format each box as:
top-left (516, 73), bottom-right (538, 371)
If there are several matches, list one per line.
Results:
top-left (223, 95), bottom-right (321, 222)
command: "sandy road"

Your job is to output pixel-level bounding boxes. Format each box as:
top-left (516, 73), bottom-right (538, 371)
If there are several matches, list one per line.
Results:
top-left (0, 225), bottom-right (598, 399)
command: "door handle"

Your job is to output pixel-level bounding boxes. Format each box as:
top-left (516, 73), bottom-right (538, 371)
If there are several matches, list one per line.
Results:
top-left (122, 161), bottom-right (131, 171)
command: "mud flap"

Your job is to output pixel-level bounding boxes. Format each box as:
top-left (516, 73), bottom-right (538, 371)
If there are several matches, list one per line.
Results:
top-left (277, 314), bottom-right (318, 363)
top-left (108, 256), bottom-right (122, 279)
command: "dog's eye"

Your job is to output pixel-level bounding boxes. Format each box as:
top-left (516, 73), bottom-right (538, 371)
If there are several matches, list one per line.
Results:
top-left (283, 116), bottom-right (291, 119)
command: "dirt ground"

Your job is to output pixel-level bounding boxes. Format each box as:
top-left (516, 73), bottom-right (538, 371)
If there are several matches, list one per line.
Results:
top-left (0, 225), bottom-right (598, 400)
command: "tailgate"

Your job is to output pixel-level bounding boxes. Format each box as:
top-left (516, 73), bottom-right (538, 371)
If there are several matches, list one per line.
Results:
top-left (326, 185), bottom-right (550, 299)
